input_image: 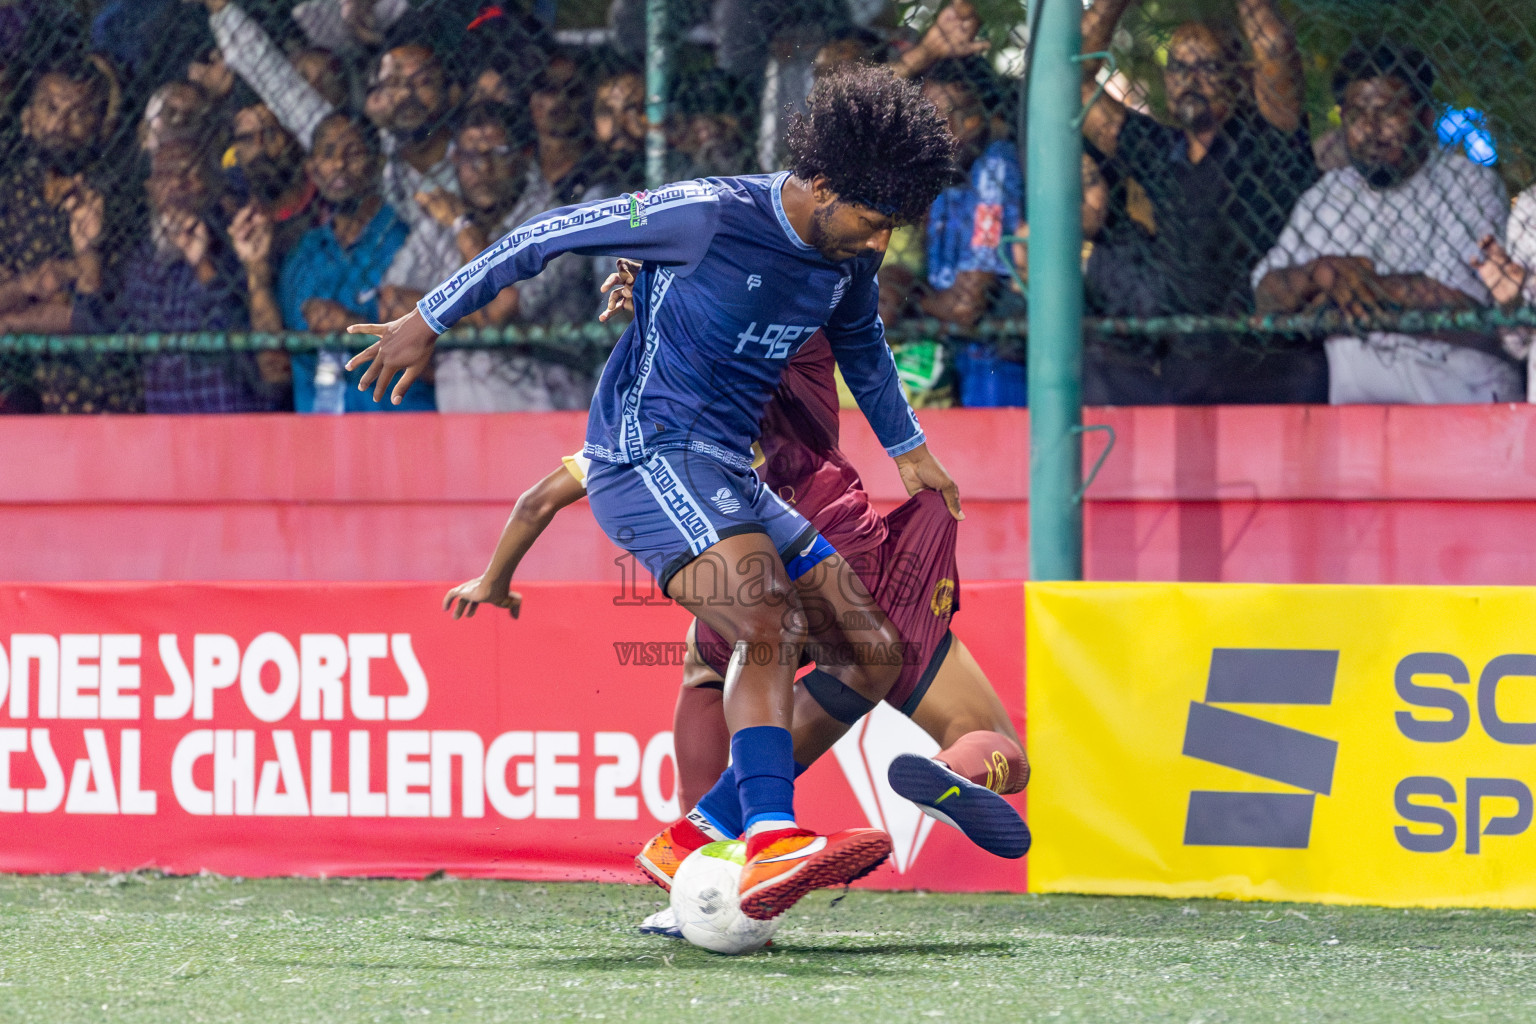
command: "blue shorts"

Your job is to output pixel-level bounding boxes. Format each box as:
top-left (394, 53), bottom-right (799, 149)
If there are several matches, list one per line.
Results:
top-left (586, 449), bottom-right (835, 593)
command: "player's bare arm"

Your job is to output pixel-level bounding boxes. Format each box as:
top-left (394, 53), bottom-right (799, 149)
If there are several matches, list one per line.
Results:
top-left (443, 465), bottom-right (586, 620)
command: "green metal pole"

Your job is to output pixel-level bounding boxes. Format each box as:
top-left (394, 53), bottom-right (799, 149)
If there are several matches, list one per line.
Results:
top-left (1026, 0), bottom-right (1085, 580)
top-left (644, 0), bottom-right (670, 190)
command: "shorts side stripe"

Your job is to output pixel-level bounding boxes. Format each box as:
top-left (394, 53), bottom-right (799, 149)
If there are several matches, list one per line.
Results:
top-left (633, 454), bottom-right (720, 557)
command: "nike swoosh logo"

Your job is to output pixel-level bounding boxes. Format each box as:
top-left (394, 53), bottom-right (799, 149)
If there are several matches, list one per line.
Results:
top-left (935, 786), bottom-right (961, 804)
top-left (799, 541), bottom-right (818, 558)
top-left (755, 836), bottom-right (827, 863)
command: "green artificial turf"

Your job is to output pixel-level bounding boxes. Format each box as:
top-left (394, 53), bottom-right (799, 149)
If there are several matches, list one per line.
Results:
top-left (1, 873), bottom-right (1533, 1023)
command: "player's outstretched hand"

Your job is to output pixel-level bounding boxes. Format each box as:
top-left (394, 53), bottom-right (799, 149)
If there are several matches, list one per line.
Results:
top-left (894, 443), bottom-right (964, 521)
top-left (443, 576), bottom-right (522, 620)
top-left (345, 307), bottom-right (439, 405)
top-left (598, 258), bottom-right (641, 323)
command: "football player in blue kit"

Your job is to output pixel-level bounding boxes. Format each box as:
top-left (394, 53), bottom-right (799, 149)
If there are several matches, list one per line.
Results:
top-left (346, 65), bottom-right (960, 920)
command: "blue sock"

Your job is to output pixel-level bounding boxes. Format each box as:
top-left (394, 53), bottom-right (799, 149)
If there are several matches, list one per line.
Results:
top-left (689, 768), bottom-right (742, 840)
top-left (732, 725), bottom-right (797, 831)
top-left (689, 759), bottom-right (809, 839)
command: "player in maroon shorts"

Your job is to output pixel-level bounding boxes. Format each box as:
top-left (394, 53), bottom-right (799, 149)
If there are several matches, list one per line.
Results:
top-left (444, 260), bottom-right (1030, 883)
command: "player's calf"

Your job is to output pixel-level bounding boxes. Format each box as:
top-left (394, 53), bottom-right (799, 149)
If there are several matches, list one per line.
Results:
top-left (936, 729), bottom-right (1029, 795)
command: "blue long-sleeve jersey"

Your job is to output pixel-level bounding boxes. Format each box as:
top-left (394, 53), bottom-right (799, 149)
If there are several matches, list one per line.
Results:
top-left (417, 173), bottom-right (924, 472)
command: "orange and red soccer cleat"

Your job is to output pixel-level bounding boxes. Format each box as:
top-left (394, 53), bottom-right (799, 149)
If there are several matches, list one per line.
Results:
top-left (635, 818), bottom-right (711, 891)
top-left (737, 827), bottom-right (892, 921)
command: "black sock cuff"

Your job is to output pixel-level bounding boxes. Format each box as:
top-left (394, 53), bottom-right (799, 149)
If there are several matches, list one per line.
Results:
top-left (802, 668), bottom-right (876, 726)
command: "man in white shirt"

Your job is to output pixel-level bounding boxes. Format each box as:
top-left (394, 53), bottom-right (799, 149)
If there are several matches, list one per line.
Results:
top-left (1253, 41), bottom-right (1518, 404)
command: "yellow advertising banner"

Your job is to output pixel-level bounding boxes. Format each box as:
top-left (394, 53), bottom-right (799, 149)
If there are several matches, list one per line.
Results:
top-left (1026, 582), bottom-right (1536, 908)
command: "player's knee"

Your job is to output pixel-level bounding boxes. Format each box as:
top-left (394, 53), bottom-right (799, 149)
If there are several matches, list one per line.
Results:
top-left (807, 615), bottom-right (902, 704)
top-left (825, 660), bottom-right (898, 706)
top-left (724, 595), bottom-right (808, 663)
top-left (681, 645), bottom-right (724, 689)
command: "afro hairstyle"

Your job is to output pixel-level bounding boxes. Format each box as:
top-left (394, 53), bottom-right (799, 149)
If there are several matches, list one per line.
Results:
top-left (786, 63), bottom-right (955, 225)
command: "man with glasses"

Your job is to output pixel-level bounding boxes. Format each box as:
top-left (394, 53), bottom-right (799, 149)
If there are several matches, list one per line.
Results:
top-left (364, 40), bottom-right (463, 231)
top-left (1078, 0), bottom-right (1322, 404)
top-left (1255, 43), bottom-right (1516, 404)
top-left (382, 100), bottom-right (598, 412)
top-left (378, 101), bottom-right (527, 323)
top-left (227, 102), bottom-right (318, 268)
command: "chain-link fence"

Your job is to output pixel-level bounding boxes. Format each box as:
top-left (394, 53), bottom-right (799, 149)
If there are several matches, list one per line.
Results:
top-left (0, 0), bottom-right (1533, 412)
top-left (1077, 0), bottom-right (1536, 404)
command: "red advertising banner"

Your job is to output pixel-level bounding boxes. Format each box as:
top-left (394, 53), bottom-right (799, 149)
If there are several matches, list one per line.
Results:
top-left (0, 581), bottom-right (1026, 892)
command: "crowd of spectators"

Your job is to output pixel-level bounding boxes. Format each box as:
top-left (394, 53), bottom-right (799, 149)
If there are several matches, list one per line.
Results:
top-left (0, 0), bottom-right (1531, 415)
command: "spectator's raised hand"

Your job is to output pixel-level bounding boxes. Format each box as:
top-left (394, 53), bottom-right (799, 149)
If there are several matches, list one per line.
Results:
top-left (180, 0), bottom-right (229, 12)
top-left (378, 284), bottom-right (425, 323)
top-left (229, 204), bottom-right (274, 269)
top-left (919, 1), bottom-right (990, 61)
top-left (416, 189), bottom-right (466, 231)
top-left (17, 260), bottom-right (77, 302)
top-left (164, 211), bottom-right (212, 270)
top-left (1472, 235), bottom-right (1529, 309)
top-left (598, 258), bottom-right (640, 323)
top-left (61, 178), bottom-right (104, 256)
top-left (341, 0), bottom-right (386, 47)
top-left (303, 298), bottom-right (356, 333)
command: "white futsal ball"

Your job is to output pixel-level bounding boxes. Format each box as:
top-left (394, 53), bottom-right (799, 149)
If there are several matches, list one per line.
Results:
top-left (669, 841), bottom-right (781, 954)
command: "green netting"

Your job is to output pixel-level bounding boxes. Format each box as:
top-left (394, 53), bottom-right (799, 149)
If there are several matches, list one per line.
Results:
top-left (1, 0), bottom-right (1533, 412)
